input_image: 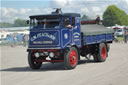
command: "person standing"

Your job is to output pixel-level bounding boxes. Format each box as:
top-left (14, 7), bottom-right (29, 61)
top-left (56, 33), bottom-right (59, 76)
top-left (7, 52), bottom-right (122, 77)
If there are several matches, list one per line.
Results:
top-left (23, 34), bottom-right (29, 46)
top-left (124, 29), bottom-right (128, 43)
top-left (13, 34), bottom-right (17, 46)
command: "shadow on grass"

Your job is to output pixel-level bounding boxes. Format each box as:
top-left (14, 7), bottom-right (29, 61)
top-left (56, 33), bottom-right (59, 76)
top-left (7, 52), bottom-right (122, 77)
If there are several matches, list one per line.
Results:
top-left (0, 60), bottom-right (97, 72)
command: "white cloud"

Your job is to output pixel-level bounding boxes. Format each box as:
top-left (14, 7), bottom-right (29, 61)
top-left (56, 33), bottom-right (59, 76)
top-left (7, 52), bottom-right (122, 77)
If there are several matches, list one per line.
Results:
top-left (1, 0), bottom-right (128, 23)
top-left (125, 0), bottom-right (128, 4)
top-left (50, 0), bottom-right (68, 7)
top-left (115, 0), bottom-right (128, 13)
top-left (80, 8), bottom-right (89, 14)
top-left (91, 7), bottom-right (101, 12)
top-left (20, 8), bottom-right (26, 14)
top-left (50, 0), bottom-right (128, 18)
top-left (14, 16), bottom-right (18, 20)
top-left (1, 8), bottom-right (8, 16)
top-left (9, 8), bottom-right (18, 14)
top-left (33, 8), bottom-right (40, 12)
top-left (0, 7), bottom-right (52, 23)
top-left (1, 8), bottom-right (17, 17)
top-left (49, 0), bottom-right (107, 18)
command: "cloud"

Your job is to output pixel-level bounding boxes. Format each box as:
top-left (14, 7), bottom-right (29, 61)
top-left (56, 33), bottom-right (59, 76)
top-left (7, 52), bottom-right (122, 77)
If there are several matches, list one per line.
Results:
top-left (124, 0), bottom-right (128, 6)
top-left (80, 8), bottom-right (89, 14)
top-left (0, 7), bottom-right (52, 23)
top-left (112, 0), bottom-right (128, 14)
top-left (92, 7), bottom-right (101, 12)
top-left (49, 0), bottom-right (109, 18)
top-left (50, 0), bottom-right (128, 18)
top-left (51, 0), bottom-right (68, 7)
top-left (20, 8), bottom-right (27, 14)
top-left (1, 8), bottom-right (8, 16)
top-left (0, 0), bottom-right (128, 23)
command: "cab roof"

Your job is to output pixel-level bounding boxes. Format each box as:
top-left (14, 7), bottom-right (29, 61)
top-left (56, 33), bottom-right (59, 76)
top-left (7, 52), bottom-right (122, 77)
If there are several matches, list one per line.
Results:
top-left (29, 13), bottom-right (81, 19)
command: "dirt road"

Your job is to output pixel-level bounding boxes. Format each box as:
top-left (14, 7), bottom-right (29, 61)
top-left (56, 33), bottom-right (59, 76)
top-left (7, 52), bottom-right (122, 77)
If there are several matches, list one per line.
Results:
top-left (0, 43), bottom-right (128, 85)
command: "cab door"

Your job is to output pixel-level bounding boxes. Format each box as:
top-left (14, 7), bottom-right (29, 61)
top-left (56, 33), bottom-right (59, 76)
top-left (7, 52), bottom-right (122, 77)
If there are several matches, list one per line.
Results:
top-left (61, 17), bottom-right (72, 48)
top-left (72, 17), bottom-right (81, 47)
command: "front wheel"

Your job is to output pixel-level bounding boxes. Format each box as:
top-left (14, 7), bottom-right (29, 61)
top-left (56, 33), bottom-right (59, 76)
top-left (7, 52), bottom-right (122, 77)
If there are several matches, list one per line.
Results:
top-left (28, 51), bottom-right (42, 69)
top-left (64, 47), bottom-right (78, 70)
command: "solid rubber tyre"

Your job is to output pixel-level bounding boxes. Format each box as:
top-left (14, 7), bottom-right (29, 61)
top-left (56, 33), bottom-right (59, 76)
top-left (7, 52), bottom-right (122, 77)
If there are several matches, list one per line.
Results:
top-left (94, 43), bottom-right (107, 62)
top-left (64, 47), bottom-right (78, 69)
top-left (28, 52), bottom-right (42, 69)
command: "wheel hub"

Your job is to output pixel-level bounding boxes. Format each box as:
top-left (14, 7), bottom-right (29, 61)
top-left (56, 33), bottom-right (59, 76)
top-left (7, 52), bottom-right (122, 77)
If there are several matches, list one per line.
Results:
top-left (69, 50), bottom-right (77, 66)
top-left (101, 46), bottom-right (106, 59)
top-left (73, 56), bottom-right (75, 60)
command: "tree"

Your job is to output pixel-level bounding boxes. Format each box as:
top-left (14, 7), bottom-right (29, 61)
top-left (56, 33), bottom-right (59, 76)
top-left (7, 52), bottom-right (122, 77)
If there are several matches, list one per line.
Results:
top-left (0, 22), bottom-right (14, 28)
top-left (103, 5), bottom-right (128, 26)
top-left (14, 18), bottom-right (28, 27)
top-left (81, 14), bottom-right (90, 21)
top-left (0, 18), bottom-right (28, 28)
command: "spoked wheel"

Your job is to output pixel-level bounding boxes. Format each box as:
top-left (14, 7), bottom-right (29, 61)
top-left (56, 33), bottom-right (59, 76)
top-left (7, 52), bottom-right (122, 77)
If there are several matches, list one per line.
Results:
top-left (93, 43), bottom-right (107, 62)
top-left (64, 47), bottom-right (78, 69)
top-left (28, 51), bottom-right (42, 69)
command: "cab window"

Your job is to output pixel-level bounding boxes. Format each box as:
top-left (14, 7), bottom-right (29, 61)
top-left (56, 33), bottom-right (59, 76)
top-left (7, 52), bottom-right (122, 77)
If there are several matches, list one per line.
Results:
top-left (30, 18), bottom-right (61, 29)
top-left (62, 17), bottom-right (70, 28)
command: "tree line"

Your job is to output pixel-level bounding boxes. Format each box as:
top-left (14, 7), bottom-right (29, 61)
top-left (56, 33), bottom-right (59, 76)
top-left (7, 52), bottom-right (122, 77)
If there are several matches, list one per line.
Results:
top-left (0, 19), bottom-right (28, 28)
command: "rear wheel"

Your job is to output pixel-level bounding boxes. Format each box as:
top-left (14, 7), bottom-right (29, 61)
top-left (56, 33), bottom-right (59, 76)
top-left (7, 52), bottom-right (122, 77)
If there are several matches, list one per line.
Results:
top-left (28, 52), bottom-right (42, 69)
top-left (64, 47), bottom-right (78, 69)
top-left (94, 43), bottom-right (107, 62)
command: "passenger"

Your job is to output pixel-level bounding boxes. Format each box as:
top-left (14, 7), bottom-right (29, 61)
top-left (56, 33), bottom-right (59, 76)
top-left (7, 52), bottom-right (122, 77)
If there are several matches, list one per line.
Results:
top-left (35, 21), bottom-right (41, 28)
top-left (43, 21), bottom-right (50, 28)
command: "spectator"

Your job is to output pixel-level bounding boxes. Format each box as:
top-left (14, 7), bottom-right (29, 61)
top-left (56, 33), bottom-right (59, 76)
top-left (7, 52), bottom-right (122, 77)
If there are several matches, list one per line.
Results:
top-left (7, 35), bottom-right (15, 47)
top-left (13, 34), bottom-right (17, 46)
top-left (124, 29), bottom-right (128, 43)
top-left (23, 34), bottom-right (29, 46)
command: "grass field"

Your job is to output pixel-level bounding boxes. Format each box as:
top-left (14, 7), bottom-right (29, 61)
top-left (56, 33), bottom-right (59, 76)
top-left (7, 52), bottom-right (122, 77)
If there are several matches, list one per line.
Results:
top-left (116, 36), bottom-right (124, 41)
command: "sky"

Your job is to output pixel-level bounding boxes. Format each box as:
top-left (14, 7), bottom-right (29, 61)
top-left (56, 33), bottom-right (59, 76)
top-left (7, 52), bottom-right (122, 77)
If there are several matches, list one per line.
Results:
top-left (0, 0), bottom-right (128, 23)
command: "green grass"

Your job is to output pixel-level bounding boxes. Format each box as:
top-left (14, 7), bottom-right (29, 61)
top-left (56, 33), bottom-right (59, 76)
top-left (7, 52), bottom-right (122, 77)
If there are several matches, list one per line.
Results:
top-left (116, 36), bottom-right (124, 41)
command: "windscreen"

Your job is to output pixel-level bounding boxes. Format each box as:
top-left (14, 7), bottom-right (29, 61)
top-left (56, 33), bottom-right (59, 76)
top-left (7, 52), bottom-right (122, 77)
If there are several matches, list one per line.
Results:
top-left (30, 18), bottom-right (61, 29)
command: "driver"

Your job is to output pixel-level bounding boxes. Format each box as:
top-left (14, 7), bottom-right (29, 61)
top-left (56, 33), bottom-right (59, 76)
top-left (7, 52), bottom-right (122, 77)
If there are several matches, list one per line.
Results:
top-left (63, 18), bottom-right (71, 28)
